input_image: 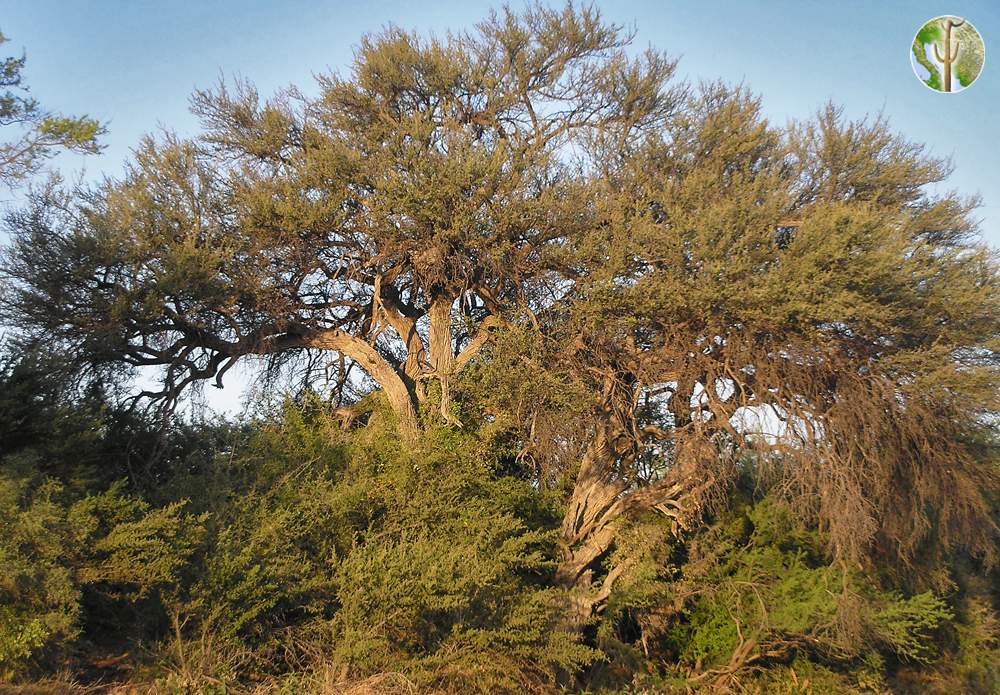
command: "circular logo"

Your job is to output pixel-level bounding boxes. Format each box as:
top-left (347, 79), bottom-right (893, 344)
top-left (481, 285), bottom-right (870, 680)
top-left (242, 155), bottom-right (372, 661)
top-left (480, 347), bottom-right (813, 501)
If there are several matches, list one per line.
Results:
top-left (911, 16), bottom-right (985, 92)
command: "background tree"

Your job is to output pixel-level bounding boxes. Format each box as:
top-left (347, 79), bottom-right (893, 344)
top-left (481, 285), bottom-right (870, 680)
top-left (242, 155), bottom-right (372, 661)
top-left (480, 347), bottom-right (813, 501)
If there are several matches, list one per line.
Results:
top-left (0, 29), bottom-right (105, 188)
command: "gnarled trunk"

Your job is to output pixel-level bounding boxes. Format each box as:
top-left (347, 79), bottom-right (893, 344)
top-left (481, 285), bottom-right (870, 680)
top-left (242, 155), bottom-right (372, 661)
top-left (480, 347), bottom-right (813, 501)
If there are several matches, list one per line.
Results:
top-left (555, 424), bottom-right (627, 626)
top-left (555, 422), bottom-right (715, 626)
top-left (428, 296), bottom-right (457, 423)
top-left (306, 292), bottom-right (499, 438)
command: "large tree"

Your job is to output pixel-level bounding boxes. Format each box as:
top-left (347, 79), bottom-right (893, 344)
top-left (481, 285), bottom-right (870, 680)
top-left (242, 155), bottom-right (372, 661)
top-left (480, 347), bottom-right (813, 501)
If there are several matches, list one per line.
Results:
top-left (2, 4), bottom-right (678, 438)
top-left (3, 3), bottom-right (998, 632)
top-left (479, 89), bottom-right (1000, 619)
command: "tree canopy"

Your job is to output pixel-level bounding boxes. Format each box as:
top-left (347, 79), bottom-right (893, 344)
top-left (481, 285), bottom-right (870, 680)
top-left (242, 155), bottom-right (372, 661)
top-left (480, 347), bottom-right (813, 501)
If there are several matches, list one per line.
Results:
top-left (3, 5), bottom-right (681, 435)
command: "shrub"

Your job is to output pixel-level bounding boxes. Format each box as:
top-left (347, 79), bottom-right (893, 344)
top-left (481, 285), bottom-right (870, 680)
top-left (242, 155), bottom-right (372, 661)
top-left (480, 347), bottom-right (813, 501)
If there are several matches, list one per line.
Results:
top-left (0, 457), bottom-right (205, 681)
top-left (593, 495), bottom-right (975, 693)
top-left (170, 401), bottom-right (595, 693)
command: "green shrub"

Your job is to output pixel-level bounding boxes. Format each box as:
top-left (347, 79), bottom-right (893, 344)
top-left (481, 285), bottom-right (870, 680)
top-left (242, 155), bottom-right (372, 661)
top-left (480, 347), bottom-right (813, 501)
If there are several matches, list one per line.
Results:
top-left (593, 495), bottom-right (976, 693)
top-left (0, 458), bottom-right (205, 681)
top-left (2, 387), bottom-right (997, 694)
top-left (170, 401), bottom-right (594, 692)
top-left (0, 467), bottom-right (80, 678)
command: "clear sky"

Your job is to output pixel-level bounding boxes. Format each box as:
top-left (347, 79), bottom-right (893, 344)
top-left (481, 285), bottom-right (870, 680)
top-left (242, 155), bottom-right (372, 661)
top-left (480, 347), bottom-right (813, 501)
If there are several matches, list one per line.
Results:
top-left (3, 0), bottom-right (998, 243)
top-left (2, 0), bottom-right (998, 413)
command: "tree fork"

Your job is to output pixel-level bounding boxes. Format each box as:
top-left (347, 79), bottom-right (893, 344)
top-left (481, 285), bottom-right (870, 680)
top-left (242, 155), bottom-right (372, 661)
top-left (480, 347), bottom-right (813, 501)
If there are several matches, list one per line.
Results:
top-left (307, 329), bottom-right (419, 439)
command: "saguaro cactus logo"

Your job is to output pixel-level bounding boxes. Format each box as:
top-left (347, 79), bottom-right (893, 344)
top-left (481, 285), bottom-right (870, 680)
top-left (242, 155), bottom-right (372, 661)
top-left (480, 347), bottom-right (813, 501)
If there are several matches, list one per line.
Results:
top-left (911, 16), bottom-right (985, 92)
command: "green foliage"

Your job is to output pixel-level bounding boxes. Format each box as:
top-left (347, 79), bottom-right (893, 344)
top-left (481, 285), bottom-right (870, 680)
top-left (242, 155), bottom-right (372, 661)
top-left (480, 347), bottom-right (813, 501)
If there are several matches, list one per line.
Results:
top-left (889, 590), bottom-right (1000, 695)
top-left (871, 591), bottom-right (952, 663)
top-left (0, 471), bottom-right (80, 678)
top-left (193, 476), bottom-right (345, 644)
top-left (329, 527), bottom-right (585, 693)
top-left (0, 459), bottom-right (205, 680)
top-left (153, 398), bottom-right (594, 692)
top-left (0, 379), bottom-right (997, 693)
top-left (34, 116), bottom-right (104, 153)
top-left (1, 4), bottom-right (999, 694)
top-left (72, 486), bottom-right (206, 600)
top-left (0, 30), bottom-right (105, 186)
top-left (0, 351), bottom-right (103, 487)
top-left (587, 495), bottom-right (997, 694)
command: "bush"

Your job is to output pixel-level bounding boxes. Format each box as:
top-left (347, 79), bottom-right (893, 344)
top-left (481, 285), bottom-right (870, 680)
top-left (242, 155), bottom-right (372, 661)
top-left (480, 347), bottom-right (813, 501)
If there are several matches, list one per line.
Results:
top-left (590, 494), bottom-right (989, 693)
top-left (0, 457), bottom-right (205, 681)
top-left (2, 382), bottom-right (997, 694)
top-left (165, 400), bottom-right (595, 693)
top-left (0, 467), bottom-right (80, 678)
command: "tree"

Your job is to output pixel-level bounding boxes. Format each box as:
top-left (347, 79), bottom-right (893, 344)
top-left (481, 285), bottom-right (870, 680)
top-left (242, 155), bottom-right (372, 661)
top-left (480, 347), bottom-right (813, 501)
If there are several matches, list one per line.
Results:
top-left (3, 2), bottom-right (998, 638)
top-left (0, 29), bottom-right (105, 187)
top-left (480, 91), bottom-right (1000, 620)
top-left (2, 4), bottom-right (678, 439)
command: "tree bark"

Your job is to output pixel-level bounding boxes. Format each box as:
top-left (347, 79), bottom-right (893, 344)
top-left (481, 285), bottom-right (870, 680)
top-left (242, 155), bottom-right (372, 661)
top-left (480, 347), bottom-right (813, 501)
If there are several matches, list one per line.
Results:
top-left (555, 420), bottom-right (714, 626)
top-left (428, 296), bottom-right (458, 423)
top-left (378, 284), bottom-right (427, 388)
top-left (300, 296), bottom-right (497, 436)
top-left (555, 424), bottom-right (626, 624)
top-left (307, 329), bottom-right (419, 439)
top-left (453, 315), bottom-right (503, 372)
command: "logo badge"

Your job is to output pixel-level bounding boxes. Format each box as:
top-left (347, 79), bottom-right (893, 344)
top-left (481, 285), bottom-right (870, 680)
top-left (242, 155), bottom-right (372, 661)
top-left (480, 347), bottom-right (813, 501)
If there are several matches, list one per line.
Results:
top-left (911, 16), bottom-right (985, 92)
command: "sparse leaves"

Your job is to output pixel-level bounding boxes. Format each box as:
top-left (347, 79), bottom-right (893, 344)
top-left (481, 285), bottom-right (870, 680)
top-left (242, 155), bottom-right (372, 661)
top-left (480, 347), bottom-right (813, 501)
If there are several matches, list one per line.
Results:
top-left (0, 30), bottom-right (105, 187)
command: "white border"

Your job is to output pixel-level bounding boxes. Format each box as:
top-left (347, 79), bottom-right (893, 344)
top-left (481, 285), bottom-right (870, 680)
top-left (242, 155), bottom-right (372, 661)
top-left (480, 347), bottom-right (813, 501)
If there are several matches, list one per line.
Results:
top-left (909, 15), bottom-right (986, 93)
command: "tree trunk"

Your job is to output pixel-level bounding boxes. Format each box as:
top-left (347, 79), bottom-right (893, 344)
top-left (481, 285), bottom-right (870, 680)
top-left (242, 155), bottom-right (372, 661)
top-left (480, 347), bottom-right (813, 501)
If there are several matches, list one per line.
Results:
top-left (308, 329), bottom-right (419, 439)
top-left (555, 421), bottom-right (714, 626)
top-left (296, 295), bottom-right (496, 437)
top-left (428, 296), bottom-right (458, 423)
top-left (555, 425), bottom-right (626, 624)
top-left (377, 284), bottom-right (426, 391)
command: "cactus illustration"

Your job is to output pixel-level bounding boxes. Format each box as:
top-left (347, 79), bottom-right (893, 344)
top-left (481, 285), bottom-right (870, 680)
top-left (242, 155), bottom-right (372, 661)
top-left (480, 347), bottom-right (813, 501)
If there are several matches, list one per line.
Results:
top-left (933, 17), bottom-right (965, 92)
top-left (912, 16), bottom-right (985, 92)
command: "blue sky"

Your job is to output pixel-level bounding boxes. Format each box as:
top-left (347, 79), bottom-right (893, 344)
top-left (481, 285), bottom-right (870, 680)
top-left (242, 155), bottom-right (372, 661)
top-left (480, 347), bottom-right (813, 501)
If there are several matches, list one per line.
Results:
top-left (3, 0), bottom-right (998, 244)
top-left (2, 0), bottom-right (998, 413)
top-left (0, 0), bottom-right (1000, 247)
